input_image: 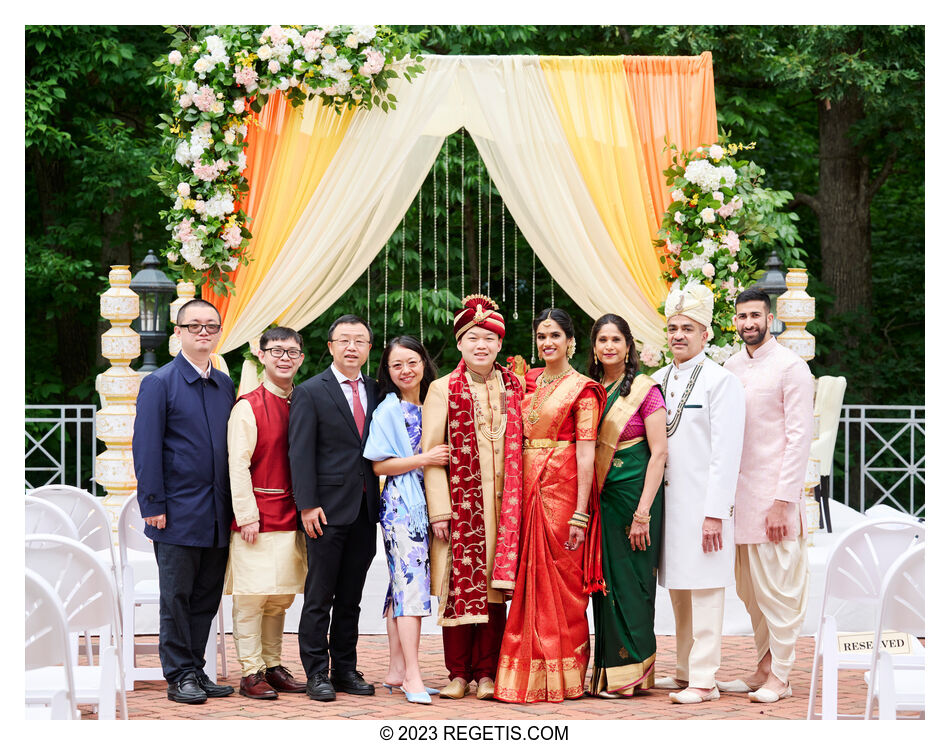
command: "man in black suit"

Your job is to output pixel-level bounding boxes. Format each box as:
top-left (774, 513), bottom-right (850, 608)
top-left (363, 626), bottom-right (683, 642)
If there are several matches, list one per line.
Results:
top-left (288, 314), bottom-right (380, 701)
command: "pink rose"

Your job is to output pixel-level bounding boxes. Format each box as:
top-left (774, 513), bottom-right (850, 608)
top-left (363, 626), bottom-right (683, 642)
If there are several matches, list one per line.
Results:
top-left (221, 225), bottom-right (243, 248)
top-left (192, 163), bottom-right (219, 182)
top-left (168, 50), bottom-right (183, 65)
top-left (268, 59), bottom-right (281, 74)
top-left (192, 85), bottom-right (217, 112)
top-left (702, 263), bottom-right (716, 278)
top-left (234, 66), bottom-right (259, 89)
top-left (717, 201), bottom-right (736, 219)
top-left (722, 230), bottom-right (740, 255)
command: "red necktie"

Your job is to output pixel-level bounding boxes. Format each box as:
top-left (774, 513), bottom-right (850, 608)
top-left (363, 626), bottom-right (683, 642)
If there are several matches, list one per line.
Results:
top-left (347, 379), bottom-right (365, 437)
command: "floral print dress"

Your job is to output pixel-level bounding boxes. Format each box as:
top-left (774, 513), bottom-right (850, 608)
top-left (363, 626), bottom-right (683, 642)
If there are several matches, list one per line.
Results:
top-left (379, 400), bottom-right (432, 617)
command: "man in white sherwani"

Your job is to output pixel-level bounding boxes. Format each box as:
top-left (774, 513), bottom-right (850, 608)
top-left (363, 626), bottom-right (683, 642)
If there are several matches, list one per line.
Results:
top-left (652, 283), bottom-right (745, 704)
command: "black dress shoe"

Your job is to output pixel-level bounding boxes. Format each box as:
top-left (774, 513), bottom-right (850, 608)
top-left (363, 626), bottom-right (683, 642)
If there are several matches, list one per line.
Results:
top-left (331, 669), bottom-right (375, 695)
top-left (195, 670), bottom-right (235, 697)
top-left (167, 673), bottom-right (208, 704)
top-left (307, 672), bottom-right (337, 701)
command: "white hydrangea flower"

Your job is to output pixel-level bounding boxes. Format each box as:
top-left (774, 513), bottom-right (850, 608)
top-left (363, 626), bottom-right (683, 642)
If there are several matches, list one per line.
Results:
top-left (175, 140), bottom-right (192, 165)
top-left (708, 144), bottom-right (724, 161)
top-left (353, 25), bottom-right (376, 44)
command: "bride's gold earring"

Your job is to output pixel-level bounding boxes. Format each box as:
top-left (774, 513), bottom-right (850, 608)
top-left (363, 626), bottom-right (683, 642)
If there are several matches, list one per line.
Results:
top-left (567, 338), bottom-right (577, 359)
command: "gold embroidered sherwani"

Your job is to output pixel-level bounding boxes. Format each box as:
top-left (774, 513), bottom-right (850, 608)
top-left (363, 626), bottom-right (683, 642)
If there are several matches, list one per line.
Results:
top-left (422, 370), bottom-right (508, 619)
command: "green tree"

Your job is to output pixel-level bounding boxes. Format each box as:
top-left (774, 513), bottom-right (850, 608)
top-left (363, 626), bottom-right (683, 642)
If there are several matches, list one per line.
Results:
top-left (26, 25), bottom-right (171, 401)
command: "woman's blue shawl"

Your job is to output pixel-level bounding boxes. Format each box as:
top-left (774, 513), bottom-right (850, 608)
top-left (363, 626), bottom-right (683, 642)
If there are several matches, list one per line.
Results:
top-left (363, 392), bottom-right (429, 534)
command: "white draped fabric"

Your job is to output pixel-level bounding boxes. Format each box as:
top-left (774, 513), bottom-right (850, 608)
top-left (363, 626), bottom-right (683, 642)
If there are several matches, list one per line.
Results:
top-left (218, 55), bottom-right (665, 360)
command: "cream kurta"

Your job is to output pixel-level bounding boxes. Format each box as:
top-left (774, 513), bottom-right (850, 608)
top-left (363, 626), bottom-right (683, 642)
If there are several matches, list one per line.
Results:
top-left (421, 370), bottom-right (506, 611)
top-left (652, 351), bottom-right (745, 590)
top-left (723, 337), bottom-right (814, 544)
top-left (224, 379), bottom-right (307, 596)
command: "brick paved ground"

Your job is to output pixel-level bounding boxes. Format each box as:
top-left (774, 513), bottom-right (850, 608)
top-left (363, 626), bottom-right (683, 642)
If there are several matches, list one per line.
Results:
top-left (89, 633), bottom-right (871, 721)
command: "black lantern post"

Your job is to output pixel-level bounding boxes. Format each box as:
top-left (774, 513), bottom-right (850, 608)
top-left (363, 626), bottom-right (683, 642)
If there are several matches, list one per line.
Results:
top-left (130, 250), bottom-right (178, 372)
top-left (752, 250), bottom-right (787, 336)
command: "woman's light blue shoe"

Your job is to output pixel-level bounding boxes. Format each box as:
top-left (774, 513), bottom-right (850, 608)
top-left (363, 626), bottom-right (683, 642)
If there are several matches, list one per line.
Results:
top-left (383, 683), bottom-right (439, 696)
top-left (404, 689), bottom-right (432, 705)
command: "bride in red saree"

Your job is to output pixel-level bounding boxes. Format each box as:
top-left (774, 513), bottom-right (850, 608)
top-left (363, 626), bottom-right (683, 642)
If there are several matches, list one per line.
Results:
top-left (495, 309), bottom-right (606, 703)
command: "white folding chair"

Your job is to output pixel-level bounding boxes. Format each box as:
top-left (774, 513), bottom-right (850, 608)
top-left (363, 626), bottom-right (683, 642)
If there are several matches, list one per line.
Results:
top-left (25, 496), bottom-right (80, 540)
top-left (27, 485), bottom-right (121, 664)
top-left (807, 517), bottom-right (925, 719)
top-left (864, 544), bottom-right (925, 719)
top-left (117, 493), bottom-right (228, 689)
top-left (25, 534), bottom-right (128, 719)
top-left (25, 568), bottom-right (79, 719)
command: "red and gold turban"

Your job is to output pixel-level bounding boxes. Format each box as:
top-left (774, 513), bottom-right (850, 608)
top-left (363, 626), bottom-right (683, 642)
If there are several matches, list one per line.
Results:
top-left (453, 294), bottom-right (505, 340)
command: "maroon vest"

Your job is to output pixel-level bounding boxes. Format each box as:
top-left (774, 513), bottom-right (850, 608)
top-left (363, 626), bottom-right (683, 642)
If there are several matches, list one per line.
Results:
top-left (230, 384), bottom-right (298, 533)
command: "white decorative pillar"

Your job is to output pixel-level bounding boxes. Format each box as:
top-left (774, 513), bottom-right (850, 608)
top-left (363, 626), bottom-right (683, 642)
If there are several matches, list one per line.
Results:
top-left (168, 279), bottom-right (195, 358)
top-left (776, 267), bottom-right (821, 543)
top-left (95, 265), bottom-right (141, 533)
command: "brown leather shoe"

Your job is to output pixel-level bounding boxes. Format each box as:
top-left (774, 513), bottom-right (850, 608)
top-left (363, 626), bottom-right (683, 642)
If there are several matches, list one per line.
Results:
top-left (240, 671), bottom-right (279, 700)
top-left (265, 665), bottom-right (308, 694)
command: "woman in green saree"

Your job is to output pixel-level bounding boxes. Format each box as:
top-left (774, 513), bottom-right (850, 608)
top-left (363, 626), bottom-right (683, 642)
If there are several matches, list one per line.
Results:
top-left (586, 314), bottom-right (668, 697)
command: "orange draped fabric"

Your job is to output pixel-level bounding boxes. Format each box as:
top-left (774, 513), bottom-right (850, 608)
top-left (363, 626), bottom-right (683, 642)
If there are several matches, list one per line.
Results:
top-left (208, 95), bottom-right (293, 323)
top-left (623, 53), bottom-right (719, 229)
top-left (495, 370), bottom-right (606, 704)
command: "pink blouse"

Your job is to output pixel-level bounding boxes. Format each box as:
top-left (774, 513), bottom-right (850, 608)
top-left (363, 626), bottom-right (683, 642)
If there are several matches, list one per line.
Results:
top-left (618, 385), bottom-right (665, 441)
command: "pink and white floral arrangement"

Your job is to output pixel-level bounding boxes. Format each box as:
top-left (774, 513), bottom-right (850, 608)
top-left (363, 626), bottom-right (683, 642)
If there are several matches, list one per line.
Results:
top-left (650, 141), bottom-right (761, 366)
top-left (156, 25), bottom-right (424, 294)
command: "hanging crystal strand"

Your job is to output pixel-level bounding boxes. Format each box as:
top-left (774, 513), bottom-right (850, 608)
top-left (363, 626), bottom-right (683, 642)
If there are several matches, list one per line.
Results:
top-left (501, 199), bottom-right (506, 302)
top-left (513, 223), bottom-right (518, 320)
top-left (460, 127), bottom-right (465, 299)
top-left (400, 216), bottom-right (406, 327)
top-left (531, 251), bottom-right (536, 364)
top-left (433, 160), bottom-right (438, 294)
top-left (486, 174), bottom-right (492, 298)
top-left (383, 240), bottom-right (389, 346)
top-left (477, 158), bottom-right (482, 292)
top-left (445, 136), bottom-right (450, 314)
top-left (418, 187), bottom-right (424, 341)
top-left (366, 264), bottom-right (371, 375)
top-left (551, 266), bottom-right (555, 308)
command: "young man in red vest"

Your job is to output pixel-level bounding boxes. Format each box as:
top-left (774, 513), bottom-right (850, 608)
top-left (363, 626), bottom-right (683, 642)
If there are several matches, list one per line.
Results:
top-left (225, 327), bottom-right (309, 699)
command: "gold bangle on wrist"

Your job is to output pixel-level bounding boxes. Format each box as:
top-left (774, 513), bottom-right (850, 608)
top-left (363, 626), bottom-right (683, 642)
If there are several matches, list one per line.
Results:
top-left (567, 518), bottom-right (589, 529)
top-left (633, 511), bottom-right (651, 524)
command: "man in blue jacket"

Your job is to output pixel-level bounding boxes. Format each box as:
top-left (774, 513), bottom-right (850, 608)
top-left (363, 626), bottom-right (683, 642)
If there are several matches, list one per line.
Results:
top-left (133, 298), bottom-right (236, 704)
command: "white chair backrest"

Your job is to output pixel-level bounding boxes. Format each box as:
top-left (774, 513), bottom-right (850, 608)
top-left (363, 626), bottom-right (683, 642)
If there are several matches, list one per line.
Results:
top-left (118, 493), bottom-right (152, 568)
top-left (823, 518), bottom-right (925, 605)
top-left (878, 544), bottom-right (925, 638)
top-left (27, 486), bottom-right (114, 553)
top-left (25, 568), bottom-right (76, 673)
top-left (811, 375), bottom-right (847, 475)
top-left (25, 497), bottom-right (79, 540)
top-left (25, 534), bottom-right (121, 639)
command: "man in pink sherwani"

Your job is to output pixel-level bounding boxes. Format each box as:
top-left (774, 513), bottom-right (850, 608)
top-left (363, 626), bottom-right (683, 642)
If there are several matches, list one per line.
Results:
top-left (721, 288), bottom-right (814, 704)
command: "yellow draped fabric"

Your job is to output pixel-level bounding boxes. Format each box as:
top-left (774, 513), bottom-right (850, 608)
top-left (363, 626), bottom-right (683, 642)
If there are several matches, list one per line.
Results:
top-left (213, 96), bottom-right (355, 351)
top-left (623, 53), bottom-right (719, 228)
top-left (540, 56), bottom-right (667, 310)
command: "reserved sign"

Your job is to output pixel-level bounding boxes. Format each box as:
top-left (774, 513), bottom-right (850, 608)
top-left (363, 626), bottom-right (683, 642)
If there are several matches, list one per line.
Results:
top-left (837, 631), bottom-right (913, 655)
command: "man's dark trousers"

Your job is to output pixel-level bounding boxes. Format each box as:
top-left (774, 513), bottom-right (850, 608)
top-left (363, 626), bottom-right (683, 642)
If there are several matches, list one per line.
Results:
top-left (298, 499), bottom-right (377, 677)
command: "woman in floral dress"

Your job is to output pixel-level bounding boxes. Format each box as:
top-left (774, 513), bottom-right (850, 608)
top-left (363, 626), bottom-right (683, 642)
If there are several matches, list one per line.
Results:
top-left (364, 336), bottom-right (449, 704)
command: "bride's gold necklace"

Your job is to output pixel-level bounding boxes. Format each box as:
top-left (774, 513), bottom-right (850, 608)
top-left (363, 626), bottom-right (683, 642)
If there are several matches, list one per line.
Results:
top-left (526, 368), bottom-right (572, 424)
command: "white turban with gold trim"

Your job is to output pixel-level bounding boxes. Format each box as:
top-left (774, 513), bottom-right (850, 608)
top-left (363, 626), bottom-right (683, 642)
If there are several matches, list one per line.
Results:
top-left (664, 283), bottom-right (714, 328)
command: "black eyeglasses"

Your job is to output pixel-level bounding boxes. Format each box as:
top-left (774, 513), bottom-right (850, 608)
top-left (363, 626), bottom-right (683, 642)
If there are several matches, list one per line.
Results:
top-left (262, 347), bottom-right (302, 359)
top-left (177, 323), bottom-right (222, 335)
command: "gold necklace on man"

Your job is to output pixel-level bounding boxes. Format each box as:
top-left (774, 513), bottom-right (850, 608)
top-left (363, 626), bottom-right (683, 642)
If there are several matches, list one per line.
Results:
top-left (470, 369), bottom-right (507, 441)
top-left (526, 368), bottom-right (572, 425)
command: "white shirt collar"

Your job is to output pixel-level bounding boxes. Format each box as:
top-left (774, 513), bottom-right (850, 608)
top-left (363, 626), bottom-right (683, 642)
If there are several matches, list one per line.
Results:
top-left (180, 351), bottom-right (211, 379)
top-left (330, 363), bottom-right (362, 384)
top-left (672, 349), bottom-right (707, 371)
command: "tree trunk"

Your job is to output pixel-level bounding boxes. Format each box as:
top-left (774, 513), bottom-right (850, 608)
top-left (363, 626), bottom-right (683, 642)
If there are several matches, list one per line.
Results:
top-left (816, 93), bottom-right (873, 317)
